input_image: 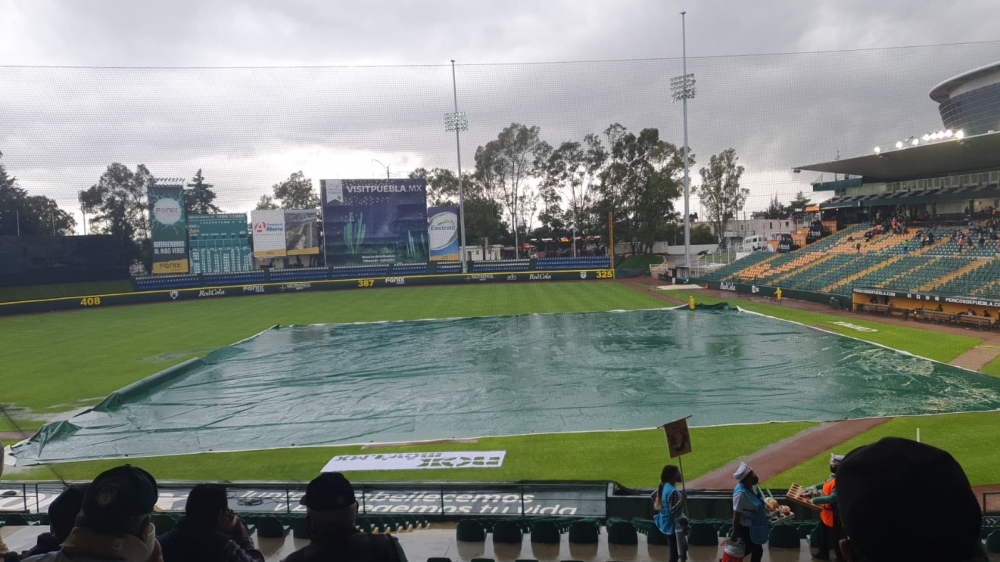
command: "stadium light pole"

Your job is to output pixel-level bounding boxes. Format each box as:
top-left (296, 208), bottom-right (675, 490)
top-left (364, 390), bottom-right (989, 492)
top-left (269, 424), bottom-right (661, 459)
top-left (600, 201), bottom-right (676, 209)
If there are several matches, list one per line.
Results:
top-left (371, 159), bottom-right (391, 179)
top-left (445, 59), bottom-right (470, 274)
top-left (671, 12), bottom-right (696, 273)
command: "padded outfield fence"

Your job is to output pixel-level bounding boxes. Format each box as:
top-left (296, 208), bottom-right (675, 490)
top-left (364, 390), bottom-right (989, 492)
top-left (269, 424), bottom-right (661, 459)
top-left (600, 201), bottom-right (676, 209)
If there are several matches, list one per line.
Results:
top-left (0, 257), bottom-right (613, 316)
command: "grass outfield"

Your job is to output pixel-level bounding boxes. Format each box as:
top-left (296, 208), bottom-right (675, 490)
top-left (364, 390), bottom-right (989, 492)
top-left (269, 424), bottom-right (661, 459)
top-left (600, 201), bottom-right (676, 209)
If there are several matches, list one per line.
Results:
top-left (764, 411), bottom-right (1000, 488)
top-left (659, 289), bottom-right (982, 364)
top-left (5, 422), bottom-right (815, 486)
top-left (0, 282), bottom-right (663, 429)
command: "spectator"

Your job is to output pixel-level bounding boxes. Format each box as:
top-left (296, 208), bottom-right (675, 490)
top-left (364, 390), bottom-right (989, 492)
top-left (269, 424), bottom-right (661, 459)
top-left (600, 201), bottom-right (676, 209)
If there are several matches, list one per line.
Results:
top-left (158, 485), bottom-right (263, 562)
top-left (837, 437), bottom-right (986, 562)
top-left (653, 465), bottom-right (685, 562)
top-left (22, 465), bottom-right (161, 562)
top-left (731, 463), bottom-right (766, 562)
top-left (281, 473), bottom-right (406, 562)
top-left (20, 485), bottom-right (89, 558)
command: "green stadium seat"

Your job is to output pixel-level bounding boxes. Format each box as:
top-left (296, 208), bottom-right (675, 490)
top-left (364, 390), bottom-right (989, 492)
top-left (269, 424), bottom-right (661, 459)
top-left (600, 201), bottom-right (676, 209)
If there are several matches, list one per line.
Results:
top-left (606, 520), bottom-right (637, 545)
top-left (292, 517), bottom-right (309, 539)
top-left (645, 524), bottom-right (671, 546)
top-left (255, 516), bottom-right (290, 538)
top-left (457, 519), bottom-right (486, 542)
top-left (492, 520), bottom-right (523, 544)
top-left (151, 514), bottom-right (177, 533)
top-left (987, 529), bottom-right (1000, 554)
top-left (768, 525), bottom-right (798, 548)
top-left (568, 520), bottom-right (599, 544)
top-left (529, 520), bottom-right (561, 544)
top-left (686, 522), bottom-right (718, 547)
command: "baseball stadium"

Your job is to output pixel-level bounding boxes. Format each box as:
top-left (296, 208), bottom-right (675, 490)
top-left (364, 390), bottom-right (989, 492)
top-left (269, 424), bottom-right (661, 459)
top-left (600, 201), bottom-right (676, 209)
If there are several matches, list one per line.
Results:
top-left (3, 43), bottom-right (1000, 561)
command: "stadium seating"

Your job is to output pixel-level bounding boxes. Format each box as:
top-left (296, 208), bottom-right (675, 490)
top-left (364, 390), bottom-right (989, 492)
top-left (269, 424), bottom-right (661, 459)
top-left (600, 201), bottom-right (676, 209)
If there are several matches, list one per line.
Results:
top-left (536, 256), bottom-right (611, 270)
top-left (701, 251), bottom-right (772, 280)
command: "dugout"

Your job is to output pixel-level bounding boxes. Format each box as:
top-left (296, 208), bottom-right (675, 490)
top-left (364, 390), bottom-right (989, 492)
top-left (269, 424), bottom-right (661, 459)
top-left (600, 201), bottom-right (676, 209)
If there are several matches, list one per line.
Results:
top-left (853, 287), bottom-right (1000, 323)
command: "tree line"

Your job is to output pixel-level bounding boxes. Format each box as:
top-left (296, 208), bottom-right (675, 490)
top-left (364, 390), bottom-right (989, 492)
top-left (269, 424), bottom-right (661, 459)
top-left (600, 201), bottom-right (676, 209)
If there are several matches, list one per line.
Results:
top-left (2, 123), bottom-right (753, 256)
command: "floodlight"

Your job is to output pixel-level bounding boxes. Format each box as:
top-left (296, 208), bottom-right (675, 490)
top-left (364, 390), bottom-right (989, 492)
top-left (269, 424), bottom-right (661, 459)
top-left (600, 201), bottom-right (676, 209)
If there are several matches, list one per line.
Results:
top-left (444, 112), bottom-right (469, 132)
top-left (945, 129), bottom-right (953, 137)
top-left (956, 129), bottom-right (965, 140)
top-left (922, 134), bottom-right (930, 141)
top-left (895, 141), bottom-right (904, 149)
top-left (912, 138), bottom-right (919, 146)
top-left (874, 147), bottom-right (880, 154)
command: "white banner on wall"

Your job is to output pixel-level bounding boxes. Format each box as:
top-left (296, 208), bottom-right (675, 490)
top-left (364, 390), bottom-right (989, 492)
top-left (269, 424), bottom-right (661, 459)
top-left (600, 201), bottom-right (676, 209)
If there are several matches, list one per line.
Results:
top-left (322, 451), bottom-right (506, 472)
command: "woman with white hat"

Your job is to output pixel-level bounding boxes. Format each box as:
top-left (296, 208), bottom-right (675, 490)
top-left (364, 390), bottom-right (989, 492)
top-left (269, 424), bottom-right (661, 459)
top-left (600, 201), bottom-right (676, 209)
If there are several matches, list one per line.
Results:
top-left (810, 453), bottom-right (845, 561)
top-left (731, 462), bottom-right (767, 562)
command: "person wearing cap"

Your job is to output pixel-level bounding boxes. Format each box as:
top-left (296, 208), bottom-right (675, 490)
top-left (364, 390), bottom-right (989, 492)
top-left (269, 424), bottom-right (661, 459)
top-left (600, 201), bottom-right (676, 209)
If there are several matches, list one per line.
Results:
top-left (22, 465), bottom-right (162, 562)
top-left (809, 454), bottom-right (844, 561)
top-left (731, 462), bottom-right (766, 562)
top-left (281, 472), bottom-right (407, 562)
top-left (17, 485), bottom-right (90, 559)
top-left (158, 484), bottom-right (263, 562)
top-left (836, 437), bottom-right (987, 562)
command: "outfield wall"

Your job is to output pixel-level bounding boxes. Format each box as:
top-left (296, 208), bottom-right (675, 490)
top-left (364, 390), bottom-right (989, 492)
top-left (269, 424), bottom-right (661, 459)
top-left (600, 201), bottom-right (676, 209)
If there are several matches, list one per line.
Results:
top-left (692, 279), bottom-right (847, 309)
top-left (0, 269), bottom-right (615, 316)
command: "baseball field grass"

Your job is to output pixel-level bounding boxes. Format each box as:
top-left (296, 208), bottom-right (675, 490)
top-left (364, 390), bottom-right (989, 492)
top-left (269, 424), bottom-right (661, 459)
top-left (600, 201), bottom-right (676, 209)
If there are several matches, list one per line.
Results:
top-left (2, 280), bottom-right (997, 487)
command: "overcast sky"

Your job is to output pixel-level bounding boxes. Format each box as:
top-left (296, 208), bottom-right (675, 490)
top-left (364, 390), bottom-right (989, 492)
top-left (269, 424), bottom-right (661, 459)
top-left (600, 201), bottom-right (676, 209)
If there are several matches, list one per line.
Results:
top-left (2, 0), bottom-right (1000, 233)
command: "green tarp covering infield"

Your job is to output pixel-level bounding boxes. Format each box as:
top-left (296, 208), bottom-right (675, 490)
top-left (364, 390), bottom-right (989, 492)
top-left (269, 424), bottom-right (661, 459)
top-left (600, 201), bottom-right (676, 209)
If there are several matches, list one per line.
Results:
top-left (12, 308), bottom-right (1000, 465)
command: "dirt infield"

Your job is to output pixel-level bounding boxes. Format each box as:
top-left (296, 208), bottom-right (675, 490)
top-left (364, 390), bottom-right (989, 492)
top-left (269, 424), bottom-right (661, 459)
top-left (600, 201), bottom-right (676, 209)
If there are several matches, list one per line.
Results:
top-left (687, 417), bottom-right (891, 489)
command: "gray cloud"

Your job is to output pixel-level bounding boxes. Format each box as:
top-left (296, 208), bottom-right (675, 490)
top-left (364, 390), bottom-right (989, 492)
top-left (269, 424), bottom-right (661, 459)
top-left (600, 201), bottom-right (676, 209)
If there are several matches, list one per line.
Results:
top-left (1, 1), bottom-right (1000, 230)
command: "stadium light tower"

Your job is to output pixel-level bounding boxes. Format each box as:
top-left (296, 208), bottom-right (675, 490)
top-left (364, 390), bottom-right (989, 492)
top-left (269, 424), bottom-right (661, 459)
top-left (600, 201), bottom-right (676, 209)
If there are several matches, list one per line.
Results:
top-left (671, 12), bottom-right (696, 273)
top-left (445, 60), bottom-right (470, 274)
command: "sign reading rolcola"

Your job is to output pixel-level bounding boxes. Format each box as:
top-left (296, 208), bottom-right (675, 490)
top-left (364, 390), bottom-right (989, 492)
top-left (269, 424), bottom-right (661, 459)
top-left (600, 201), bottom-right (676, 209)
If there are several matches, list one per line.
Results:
top-left (148, 185), bottom-right (189, 274)
top-left (322, 451), bottom-right (506, 472)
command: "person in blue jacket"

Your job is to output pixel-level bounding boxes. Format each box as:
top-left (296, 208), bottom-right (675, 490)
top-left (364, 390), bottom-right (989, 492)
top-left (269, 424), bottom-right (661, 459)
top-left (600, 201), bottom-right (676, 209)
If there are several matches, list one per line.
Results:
top-left (653, 465), bottom-right (685, 562)
top-left (731, 462), bottom-right (768, 562)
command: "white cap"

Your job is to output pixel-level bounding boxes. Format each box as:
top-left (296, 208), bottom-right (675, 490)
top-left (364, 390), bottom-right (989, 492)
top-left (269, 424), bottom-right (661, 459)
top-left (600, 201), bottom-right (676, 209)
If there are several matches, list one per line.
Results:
top-left (830, 453), bottom-right (845, 466)
top-left (734, 461), bottom-right (752, 481)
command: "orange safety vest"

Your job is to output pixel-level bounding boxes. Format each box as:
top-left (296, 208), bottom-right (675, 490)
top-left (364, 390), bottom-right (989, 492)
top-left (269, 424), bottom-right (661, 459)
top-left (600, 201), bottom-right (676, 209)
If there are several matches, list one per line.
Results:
top-left (821, 477), bottom-right (836, 527)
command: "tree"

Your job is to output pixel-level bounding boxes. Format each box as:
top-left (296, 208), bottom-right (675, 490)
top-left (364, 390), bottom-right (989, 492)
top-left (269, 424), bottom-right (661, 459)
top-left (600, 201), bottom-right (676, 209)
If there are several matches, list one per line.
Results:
top-left (474, 123), bottom-right (550, 257)
top-left (538, 135), bottom-right (606, 242)
top-left (762, 195), bottom-right (787, 219)
top-left (270, 171), bottom-right (320, 210)
top-left (78, 163), bottom-right (153, 242)
top-left (0, 152), bottom-right (76, 235)
top-left (788, 191), bottom-right (811, 213)
top-left (594, 125), bottom-right (687, 254)
top-left (254, 195), bottom-right (280, 210)
top-left (696, 148), bottom-right (746, 245)
top-left (184, 169), bottom-right (221, 215)
top-left (409, 167), bottom-right (461, 206)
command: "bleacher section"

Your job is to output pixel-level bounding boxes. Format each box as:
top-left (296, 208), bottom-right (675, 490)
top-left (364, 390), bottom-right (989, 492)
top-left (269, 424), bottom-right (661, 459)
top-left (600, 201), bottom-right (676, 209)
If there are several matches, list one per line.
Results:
top-left (705, 221), bottom-right (1000, 300)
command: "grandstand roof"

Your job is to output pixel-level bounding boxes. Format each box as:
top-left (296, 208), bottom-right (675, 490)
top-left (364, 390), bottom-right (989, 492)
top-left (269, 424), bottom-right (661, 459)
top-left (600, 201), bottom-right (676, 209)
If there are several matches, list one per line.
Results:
top-left (929, 60), bottom-right (1000, 103)
top-left (798, 131), bottom-right (1000, 181)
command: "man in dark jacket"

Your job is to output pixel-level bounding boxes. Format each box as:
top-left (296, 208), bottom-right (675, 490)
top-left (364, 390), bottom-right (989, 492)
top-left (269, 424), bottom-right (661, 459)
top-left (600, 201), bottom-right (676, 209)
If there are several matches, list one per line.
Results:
top-left (281, 473), bottom-right (406, 562)
top-left (158, 485), bottom-right (263, 562)
top-left (19, 485), bottom-right (89, 558)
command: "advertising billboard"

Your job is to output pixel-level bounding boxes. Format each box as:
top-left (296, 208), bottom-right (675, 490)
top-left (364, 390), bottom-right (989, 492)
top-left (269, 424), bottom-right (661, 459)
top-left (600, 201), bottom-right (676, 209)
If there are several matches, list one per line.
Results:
top-left (428, 206), bottom-right (460, 261)
top-left (148, 185), bottom-right (189, 274)
top-left (320, 179), bottom-right (428, 266)
top-left (250, 210), bottom-right (287, 257)
top-left (284, 210), bottom-right (320, 256)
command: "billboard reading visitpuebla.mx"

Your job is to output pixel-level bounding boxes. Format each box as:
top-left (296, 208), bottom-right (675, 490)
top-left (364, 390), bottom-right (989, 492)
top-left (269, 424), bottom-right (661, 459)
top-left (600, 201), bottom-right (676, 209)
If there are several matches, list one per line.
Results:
top-left (320, 179), bottom-right (428, 266)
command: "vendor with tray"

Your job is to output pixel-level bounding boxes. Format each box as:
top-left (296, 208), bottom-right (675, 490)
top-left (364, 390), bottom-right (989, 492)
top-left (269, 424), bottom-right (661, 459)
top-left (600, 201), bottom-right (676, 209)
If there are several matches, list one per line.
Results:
top-left (808, 453), bottom-right (845, 561)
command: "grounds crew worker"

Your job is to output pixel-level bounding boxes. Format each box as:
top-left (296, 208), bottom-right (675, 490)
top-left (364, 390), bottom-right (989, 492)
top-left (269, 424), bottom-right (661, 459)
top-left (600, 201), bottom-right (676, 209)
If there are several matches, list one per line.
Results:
top-left (810, 453), bottom-right (845, 561)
